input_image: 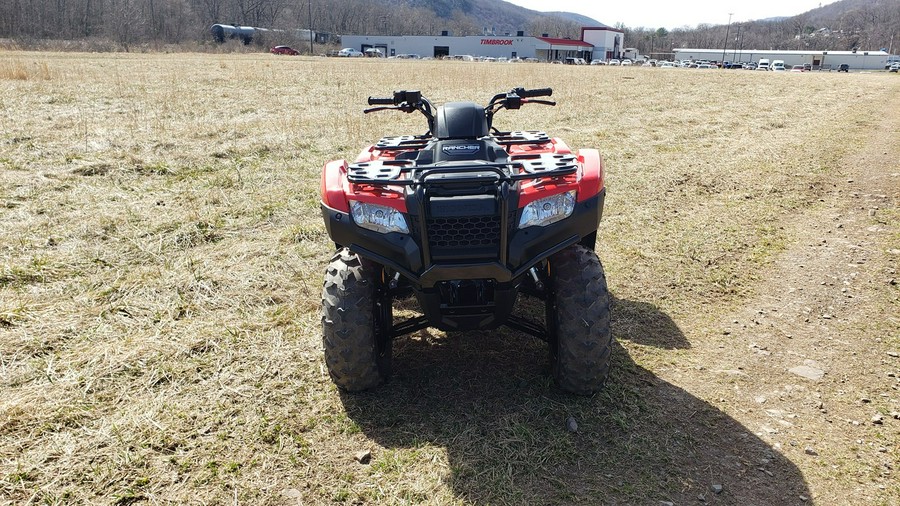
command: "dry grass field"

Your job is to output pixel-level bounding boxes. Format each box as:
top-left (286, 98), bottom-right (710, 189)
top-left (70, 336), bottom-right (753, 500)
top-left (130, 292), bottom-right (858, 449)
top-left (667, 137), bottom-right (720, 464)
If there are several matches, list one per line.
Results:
top-left (1, 52), bottom-right (898, 505)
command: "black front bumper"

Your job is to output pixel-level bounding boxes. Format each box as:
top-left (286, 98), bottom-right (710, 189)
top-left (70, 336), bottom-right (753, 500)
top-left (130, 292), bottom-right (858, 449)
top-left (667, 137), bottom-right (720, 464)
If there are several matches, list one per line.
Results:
top-left (320, 188), bottom-right (604, 289)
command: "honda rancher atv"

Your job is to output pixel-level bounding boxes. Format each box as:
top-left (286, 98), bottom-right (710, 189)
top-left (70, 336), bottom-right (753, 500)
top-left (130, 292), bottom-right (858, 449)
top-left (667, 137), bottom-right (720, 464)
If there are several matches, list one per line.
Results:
top-left (320, 87), bottom-right (611, 394)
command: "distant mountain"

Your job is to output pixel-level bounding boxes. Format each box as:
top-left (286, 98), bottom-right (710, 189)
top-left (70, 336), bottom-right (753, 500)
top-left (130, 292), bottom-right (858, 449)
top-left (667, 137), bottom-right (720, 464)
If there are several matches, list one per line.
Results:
top-left (622, 0), bottom-right (899, 57)
top-left (545, 12), bottom-right (605, 28)
top-left (3, 0), bottom-right (890, 55)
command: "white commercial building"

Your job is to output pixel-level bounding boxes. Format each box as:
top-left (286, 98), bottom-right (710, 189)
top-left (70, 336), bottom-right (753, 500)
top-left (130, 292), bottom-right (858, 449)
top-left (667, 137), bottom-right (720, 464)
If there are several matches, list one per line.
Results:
top-left (674, 48), bottom-right (893, 70)
top-left (341, 26), bottom-right (624, 62)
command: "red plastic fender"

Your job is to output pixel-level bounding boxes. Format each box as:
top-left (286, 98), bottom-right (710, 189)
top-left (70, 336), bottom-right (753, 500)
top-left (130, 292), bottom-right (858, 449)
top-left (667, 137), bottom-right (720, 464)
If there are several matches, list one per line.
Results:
top-left (354, 146), bottom-right (378, 163)
top-left (576, 149), bottom-right (604, 202)
top-left (321, 159), bottom-right (350, 212)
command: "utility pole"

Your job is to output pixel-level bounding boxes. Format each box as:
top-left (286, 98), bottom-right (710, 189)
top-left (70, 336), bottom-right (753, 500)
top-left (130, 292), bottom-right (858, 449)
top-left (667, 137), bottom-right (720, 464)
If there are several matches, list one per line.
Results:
top-left (733, 25), bottom-right (739, 60)
top-left (308, 0), bottom-right (314, 55)
top-left (721, 12), bottom-right (733, 66)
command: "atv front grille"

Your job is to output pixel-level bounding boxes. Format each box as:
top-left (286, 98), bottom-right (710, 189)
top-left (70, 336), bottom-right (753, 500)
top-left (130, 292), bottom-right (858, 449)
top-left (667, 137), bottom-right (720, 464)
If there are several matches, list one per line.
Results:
top-left (414, 209), bottom-right (518, 262)
top-left (427, 215), bottom-right (501, 248)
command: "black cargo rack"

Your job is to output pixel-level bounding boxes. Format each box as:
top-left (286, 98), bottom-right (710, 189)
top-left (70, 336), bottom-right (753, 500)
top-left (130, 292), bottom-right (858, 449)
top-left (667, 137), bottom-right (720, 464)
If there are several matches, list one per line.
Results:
top-left (347, 153), bottom-right (578, 187)
top-left (373, 135), bottom-right (431, 151)
top-left (373, 131), bottom-right (551, 152)
top-left (493, 130), bottom-right (552, 146)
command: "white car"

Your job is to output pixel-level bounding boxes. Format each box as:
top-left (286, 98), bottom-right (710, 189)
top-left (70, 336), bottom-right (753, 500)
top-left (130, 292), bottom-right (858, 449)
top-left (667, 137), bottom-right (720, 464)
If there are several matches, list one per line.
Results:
top-left (338, 48), bottom-right (364, 57)
top-left (608, 59), bottom-right (621, 66)
top-left (590, 59), bottom-right (606, 65)
top-left (621, 59), bottom-right (633, 66)
top-left (659, 61), bottom-right (676, 68)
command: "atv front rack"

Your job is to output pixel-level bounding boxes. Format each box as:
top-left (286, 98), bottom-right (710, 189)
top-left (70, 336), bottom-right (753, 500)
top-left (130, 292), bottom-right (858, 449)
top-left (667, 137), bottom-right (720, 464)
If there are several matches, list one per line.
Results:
top-left (347, 153), bottom-right (578, 187)
top-left (374, 135), bottom-right (431, 151)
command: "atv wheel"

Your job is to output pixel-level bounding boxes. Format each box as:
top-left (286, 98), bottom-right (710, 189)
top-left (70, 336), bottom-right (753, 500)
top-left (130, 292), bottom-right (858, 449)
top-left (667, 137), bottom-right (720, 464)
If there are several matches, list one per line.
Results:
top-left (322, 249), bottom-right (392, 391)
top-left (546, 244), bottom-right (612, 395)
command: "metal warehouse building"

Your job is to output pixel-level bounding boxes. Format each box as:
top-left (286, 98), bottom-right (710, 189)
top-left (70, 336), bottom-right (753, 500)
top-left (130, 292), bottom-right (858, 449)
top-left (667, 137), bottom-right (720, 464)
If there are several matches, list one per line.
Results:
top-left (341, 26), bottom-right (624, 61)
top-left (674, 48), bottom-right (892, 70)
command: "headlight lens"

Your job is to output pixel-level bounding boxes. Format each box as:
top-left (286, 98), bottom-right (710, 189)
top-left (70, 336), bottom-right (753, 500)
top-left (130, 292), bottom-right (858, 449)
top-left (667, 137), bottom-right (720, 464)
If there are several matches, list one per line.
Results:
top-left (518, 191), bottom-right (576, 228)
top-left (349, 201), bottom-right (409, 234)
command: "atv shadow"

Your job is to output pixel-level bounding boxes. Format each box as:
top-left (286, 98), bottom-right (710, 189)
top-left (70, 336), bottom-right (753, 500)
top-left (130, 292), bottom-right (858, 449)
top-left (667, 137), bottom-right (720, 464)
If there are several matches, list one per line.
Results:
top-left (339, 296), bottom-right (810, 504)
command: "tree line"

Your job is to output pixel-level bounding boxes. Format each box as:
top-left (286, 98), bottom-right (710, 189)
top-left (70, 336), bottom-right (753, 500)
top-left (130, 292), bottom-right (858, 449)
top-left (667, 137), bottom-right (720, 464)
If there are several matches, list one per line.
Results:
top-left (623, 0), bottom-right (900, 59)
top-left (1, 0), bottom-right (893, 55)
top-left (0, 0), bottom-right (582, 50)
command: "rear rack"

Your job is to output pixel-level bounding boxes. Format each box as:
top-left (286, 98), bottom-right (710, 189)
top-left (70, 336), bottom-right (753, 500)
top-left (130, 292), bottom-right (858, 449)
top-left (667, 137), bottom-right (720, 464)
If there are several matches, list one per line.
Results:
top-left (373, 131), bottom-right (551, 152)
top-left (347, 153), bottom-right (578, 187)
top-left (493, 130), bottom-right (552, 146)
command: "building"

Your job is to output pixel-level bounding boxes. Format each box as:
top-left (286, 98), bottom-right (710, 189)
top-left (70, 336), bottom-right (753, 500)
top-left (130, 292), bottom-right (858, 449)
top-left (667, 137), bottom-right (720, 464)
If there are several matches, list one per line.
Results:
top-left (340, 25), bottom-right (624, 61)
top-left (673, 48), bottom-right (892, 70)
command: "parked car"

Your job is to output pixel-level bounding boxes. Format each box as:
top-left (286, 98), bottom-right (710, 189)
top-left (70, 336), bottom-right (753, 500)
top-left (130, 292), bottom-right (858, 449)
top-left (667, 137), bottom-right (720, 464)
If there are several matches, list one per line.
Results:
top-left (771, 60), bottom-right (786, 71)
top-left (659, 61), bottom-right (676, 68)
top-left (790, 65), bottom-right (805, 72)
top-left (608, 59), bottom-right (621, 66)
top-left (744, 62), bottom-right (758, 70)
top-left (338, 48), bottom-right (364, 57)
top-left (590, 59), bottom-right (606, 65)
top-left (621, 59), bottom-right (633, 66)
top-left (364, 48), bottom-right (384, 58)
top-left (889, 63), bottom-right (899, 73)
top-left (270, 45), bottom-right (299, 56)
top-left (838, 63), bottom-right (850, 72)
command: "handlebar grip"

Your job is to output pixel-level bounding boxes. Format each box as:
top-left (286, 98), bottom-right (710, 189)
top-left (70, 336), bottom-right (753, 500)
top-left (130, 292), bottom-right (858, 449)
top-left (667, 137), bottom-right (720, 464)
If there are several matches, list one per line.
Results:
top-left (368, 97), bottom-right (395, 105)
top-left (519, 88), bottom-right (553, 98)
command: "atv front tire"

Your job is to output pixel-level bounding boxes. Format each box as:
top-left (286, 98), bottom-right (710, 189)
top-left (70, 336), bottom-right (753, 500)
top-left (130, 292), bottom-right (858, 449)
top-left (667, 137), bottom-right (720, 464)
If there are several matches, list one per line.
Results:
top-left (322, 249), bottom-right (392, 391)
top-left (547, 244), bottom-right (613, 394)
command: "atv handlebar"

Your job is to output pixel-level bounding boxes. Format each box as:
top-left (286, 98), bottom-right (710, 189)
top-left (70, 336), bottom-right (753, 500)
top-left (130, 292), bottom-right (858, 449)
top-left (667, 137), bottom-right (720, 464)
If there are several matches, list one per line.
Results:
top-left (517, 87), bottom-right (552, 98)
top-left (363, 87), bottom-right (554, 136)
top-left (367, 97), bottom-right (395, 105)
top-left (368, 90), bottom-right (424, 106)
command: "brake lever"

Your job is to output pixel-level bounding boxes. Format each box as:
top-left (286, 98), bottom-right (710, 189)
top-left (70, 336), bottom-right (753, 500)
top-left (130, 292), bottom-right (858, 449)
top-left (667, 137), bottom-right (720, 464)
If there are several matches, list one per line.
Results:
top-left (364, 106), bottom-right (399, 114)
top-left (523, 99), bottom-right (556, 106)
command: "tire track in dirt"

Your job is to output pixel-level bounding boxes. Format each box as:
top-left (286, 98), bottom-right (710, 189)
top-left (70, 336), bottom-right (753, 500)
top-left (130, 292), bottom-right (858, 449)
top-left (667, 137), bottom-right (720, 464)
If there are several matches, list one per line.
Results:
top-left (673, 87), bottom-right (900, 504)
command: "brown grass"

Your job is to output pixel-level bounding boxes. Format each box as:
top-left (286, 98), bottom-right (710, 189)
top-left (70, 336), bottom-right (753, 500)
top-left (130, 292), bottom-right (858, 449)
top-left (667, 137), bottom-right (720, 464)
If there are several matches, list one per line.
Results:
top-left (0, 59), bottom-right (51, 80)
top-left (0, 52), bottom-right (898, 504)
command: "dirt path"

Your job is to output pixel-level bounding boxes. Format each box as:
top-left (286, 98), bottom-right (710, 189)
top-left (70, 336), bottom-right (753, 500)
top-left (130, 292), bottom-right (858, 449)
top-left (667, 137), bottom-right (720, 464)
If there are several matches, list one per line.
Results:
top-left (668, 91), bottom-right (900, 503)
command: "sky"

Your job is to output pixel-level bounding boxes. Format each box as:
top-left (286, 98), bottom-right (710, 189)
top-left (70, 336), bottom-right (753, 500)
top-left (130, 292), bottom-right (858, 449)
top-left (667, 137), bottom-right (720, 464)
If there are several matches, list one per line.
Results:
top-left (505, 0), bottom-right (842, 30)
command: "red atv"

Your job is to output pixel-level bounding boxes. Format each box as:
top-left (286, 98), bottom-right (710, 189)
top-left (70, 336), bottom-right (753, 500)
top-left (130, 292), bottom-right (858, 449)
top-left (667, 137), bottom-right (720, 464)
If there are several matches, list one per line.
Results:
top-left (320, 88), bottom-right (611, 394)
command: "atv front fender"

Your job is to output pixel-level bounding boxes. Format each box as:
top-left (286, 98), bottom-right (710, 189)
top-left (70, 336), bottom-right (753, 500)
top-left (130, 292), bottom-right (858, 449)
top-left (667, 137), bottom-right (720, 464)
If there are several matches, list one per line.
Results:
top-left (321, 159), bottom-right (350, 212)
top-left (576, 149), bottom-right (604, 203)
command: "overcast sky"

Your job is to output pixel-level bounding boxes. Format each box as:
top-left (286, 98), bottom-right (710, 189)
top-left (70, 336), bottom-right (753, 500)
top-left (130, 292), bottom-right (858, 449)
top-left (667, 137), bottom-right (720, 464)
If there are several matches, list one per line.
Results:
top-left (505, 0), bottom-right (842, 30)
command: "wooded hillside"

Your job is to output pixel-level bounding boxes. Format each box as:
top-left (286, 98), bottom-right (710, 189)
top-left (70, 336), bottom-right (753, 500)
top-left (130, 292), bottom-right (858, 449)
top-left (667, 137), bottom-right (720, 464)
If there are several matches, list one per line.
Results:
top-left (0, 0), bottom-right (895, 54)
top-left (626, 0), bottom-right (899, 58)
top-left (0, 0), bottom-right (585, 50)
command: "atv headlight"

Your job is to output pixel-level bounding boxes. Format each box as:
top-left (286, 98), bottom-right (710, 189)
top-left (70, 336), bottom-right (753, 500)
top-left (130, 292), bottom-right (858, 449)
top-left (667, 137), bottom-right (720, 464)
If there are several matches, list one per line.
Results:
top-left (349, 201), bottom-right (409, 234)
top-left (518, 191), bottom-right (576, 228)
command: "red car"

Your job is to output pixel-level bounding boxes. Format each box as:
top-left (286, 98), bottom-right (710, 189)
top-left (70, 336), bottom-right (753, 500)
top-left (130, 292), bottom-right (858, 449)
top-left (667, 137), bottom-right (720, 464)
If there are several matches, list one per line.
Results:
top-left (271, 45), bottom-right (299, 56)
